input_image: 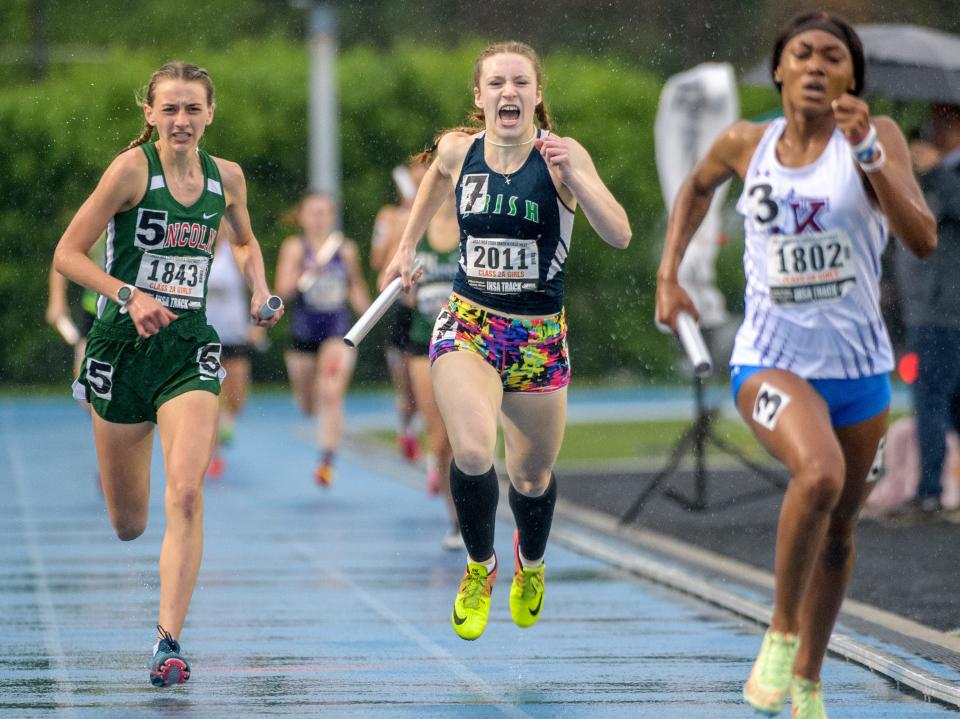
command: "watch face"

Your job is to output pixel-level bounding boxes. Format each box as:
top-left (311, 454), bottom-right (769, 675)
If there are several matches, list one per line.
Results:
top-left (118, 286), bottom-right (133, 303)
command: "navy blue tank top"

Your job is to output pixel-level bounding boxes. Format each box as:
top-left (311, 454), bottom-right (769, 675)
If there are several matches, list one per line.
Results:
top-left (452, 129), bottom-right (574, 315)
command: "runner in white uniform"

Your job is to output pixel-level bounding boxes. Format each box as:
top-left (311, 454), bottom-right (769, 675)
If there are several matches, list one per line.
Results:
top-left (731, 114), bottom-right (893, 378)
top-left (205, 222), bottom-right (261, 477)
top-left (655, 12), bottom-right (935, 718)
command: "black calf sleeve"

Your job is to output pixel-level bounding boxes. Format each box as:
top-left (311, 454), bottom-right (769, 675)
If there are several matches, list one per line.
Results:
top-left (509, 475), bottom-right (558, 562)
top-left (450, 462), bottom-right (499, 562)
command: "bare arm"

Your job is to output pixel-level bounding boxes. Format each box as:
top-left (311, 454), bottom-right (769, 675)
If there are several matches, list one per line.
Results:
top-left (656, 121), bottom-right (758, 329)
top-left (341, 240), bottom-right (372, 315)
top-left (218, 158), bottom-right (282, 327)
top-left (537, 135), bottom-right (631, 249)
top-left (54, 149), bottom-right (178, 337)
top-left (831, 98), bottom-right (935, 257)
top-left (370, 206), bottom-right (401, 272)
top-left (46, 260), bottom-right (69, 325)
top-left (865, 118), bottom-right (937, 257)
top-left (381, 132), bottom-right (472, 290)
top-left (273, 236), bottom-right (304, 300)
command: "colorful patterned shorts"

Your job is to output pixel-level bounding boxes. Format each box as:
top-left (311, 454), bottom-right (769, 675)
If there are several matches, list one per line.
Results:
top-left (429, 294), bottom-right (570, 393)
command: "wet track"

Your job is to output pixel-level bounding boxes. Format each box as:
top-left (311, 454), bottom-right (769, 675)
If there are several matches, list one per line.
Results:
top-left (1, 395), bottom-right (956, 717)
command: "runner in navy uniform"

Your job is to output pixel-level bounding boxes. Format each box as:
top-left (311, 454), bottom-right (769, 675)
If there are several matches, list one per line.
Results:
top-left (383, 42), bottom-right (631, 640)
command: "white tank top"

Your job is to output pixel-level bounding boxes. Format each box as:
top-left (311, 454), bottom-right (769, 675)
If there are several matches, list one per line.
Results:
top-left (205, 244), bottom-right (249, 346)
top-left (731, 118), bottom-right (892, 379)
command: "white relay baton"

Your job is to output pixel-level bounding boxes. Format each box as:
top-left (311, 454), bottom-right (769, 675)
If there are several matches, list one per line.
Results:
top-left (257, 295), bottom-right (284, 320)
top-left (675, 311), bottom-right (713, 378)
top-left (54, 316), bottom-right (81, 346)
top-left (344, 262), bottom-right (421, 349)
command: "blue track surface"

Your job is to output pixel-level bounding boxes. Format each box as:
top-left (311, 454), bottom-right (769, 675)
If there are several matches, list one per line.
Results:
top-left (0, 395), bottom-right (952, 717)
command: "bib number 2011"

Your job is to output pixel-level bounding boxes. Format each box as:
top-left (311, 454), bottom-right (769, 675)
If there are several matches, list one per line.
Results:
top-left (471, 244), bottom-right (531, 272)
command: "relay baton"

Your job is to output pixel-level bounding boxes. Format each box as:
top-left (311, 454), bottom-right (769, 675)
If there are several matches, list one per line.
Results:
top-left (344, 261), bottom-right (421, 348)
top-left (257, 295), bottom-right (284, 320)
top-left (675, 311), bottom-right (713, 378)
top-left (54, 316), bottom-right (81, 346)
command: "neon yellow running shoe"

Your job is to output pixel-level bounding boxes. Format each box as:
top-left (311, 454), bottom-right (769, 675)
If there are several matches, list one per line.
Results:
top-left (790, 676), bottom-right (828, 718)
top-left (451, 559), bottom-right (497, 640)
top-left (743, 629), bottom-right (800, 715)
top-left (509, 530), bottom-right (545, 628)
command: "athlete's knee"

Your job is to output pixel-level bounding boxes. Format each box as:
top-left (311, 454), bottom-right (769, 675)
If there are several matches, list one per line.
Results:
top-left (165, 480), bottom-right (203, 521)
top-left (453, 444), bottom-right (496, 476)
top-left (508, 468), bottom-right (552, 496)
top-left (794, 455), bottom-right (845, 510)
top-left (113, 517), bottom-right (147, 541)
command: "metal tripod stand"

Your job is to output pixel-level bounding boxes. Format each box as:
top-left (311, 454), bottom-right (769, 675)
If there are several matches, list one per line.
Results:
top-left (619, 376), bottom-right (787, 524)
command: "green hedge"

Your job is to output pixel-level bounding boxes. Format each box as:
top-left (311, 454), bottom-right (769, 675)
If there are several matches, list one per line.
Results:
top-left (0, 40), bottom-right (779, 385)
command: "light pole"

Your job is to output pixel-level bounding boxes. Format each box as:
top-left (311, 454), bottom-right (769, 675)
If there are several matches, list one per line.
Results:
top-left (291, 0), bottom-right (341, 202)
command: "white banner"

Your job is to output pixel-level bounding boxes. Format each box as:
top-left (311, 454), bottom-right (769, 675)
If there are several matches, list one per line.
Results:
top-left (655, 63), bottom-right (739, 328)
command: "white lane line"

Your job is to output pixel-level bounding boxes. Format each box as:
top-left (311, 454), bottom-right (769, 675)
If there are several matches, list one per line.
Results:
top-left (292, 543), bottom-right (534, 719)
top-left (550, 515), bottom-right (960, 709)
top-left (1, 403), bottom-right (78, 714)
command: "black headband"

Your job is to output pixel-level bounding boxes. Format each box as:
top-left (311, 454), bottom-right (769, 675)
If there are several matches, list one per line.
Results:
top-left (783, 20), bottom-right (851, 51)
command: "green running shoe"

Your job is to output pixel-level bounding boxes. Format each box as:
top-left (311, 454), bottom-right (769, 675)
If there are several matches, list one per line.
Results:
top-left (150, 625), bottom-right (190, 687)
top-left (743, 629), bottom-right (800, 715)
top-left (451, 558), bottom-right (497, 640)
top-left (509, 529), bottom-right (545, 628)
top-left (790, 676), bottom-right (828, 718)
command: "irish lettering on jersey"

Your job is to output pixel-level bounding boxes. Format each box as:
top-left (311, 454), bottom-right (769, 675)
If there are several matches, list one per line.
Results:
top-left (459, 173), bottom-right (541, 224)
top-left (453, 130), bottom-right (574, 315)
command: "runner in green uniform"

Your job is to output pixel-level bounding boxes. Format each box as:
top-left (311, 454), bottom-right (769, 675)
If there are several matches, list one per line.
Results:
top-left (402, 188), bottom-right (463, 550)
top-left (53, 61), bottom-right (282, 687)
top-left (46, 234), bottom-right (104, 374)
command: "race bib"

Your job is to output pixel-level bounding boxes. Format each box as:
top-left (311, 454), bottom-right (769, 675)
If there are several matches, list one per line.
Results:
top-left (766, 229), bottom-right (856, 305)
top-left (302, 272), bottom-right (348, 312)
top-left (135, 253), bottom-right (208, 311)
top-left (417, 282), bottom-right (452, 318)
top-left (465, 236), bottom-right (539, 295)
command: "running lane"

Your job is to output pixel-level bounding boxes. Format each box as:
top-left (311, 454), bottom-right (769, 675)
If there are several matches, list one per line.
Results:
top-left (0, 396), bottom-right (950, 718)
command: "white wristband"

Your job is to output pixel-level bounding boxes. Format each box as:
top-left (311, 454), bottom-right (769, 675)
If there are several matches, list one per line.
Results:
top-left (859, 145), bottom-right (887, 173)
top-left (851, 124), bottom-right (878, 155)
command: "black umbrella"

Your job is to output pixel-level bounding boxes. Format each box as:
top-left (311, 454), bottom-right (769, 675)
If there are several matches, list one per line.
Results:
top-left (743, 23), bottom-right (960, 104)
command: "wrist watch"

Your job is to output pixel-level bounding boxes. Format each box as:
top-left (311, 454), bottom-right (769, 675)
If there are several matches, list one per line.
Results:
top-left (116, 284), bottom-right (136, 314)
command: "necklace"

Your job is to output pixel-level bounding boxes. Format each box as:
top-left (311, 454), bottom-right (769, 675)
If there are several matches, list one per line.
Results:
top-left (484, 132), bottom-right (536, 148)
top-left (485, 132), bottom-right (536, 185)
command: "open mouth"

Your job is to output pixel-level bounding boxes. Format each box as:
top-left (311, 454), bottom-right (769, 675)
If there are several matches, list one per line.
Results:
top-left (498, 104), bottom-right (521, 123)
top-left (801, 81), bottom-right (826, 95)
top-left (172, 131), bottom-right (192, 141)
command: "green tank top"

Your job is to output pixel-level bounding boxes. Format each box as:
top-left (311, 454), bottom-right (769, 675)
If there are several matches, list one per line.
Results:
top-left (98, 142), bottom-right (226, 326)
top-left (409, 245), bottom-right (460, 346)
